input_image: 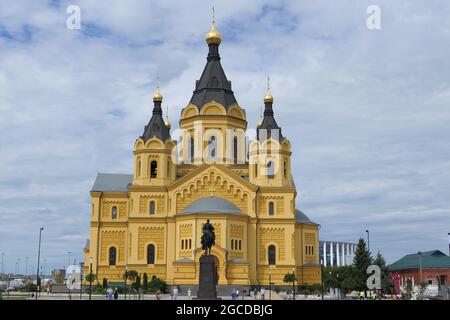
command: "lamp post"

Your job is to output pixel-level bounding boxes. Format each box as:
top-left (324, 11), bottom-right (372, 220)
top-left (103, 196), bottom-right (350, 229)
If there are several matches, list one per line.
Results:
top-left (89, 257), bottom-right (93, 300)
top-left (124, 265), bottom-right (128, 301)
top-left (35, 227), bottom-right (44, 300)
top-left (418, 252), bottom-right (423, 283)
top-left (80, 262), bottom-right (83, 300)
top-left (365, 230), bottom-right (370, 253)
top-left (320, 259), bottom-right (324, 301)
top-left (1, 253), bottom-right (4, 274)
top-left (25, 257), bottom-right (29, 277)
top-left (269, 271), bottom-right (272, 300)
top-left (292, 267), bottom-right (296, 300)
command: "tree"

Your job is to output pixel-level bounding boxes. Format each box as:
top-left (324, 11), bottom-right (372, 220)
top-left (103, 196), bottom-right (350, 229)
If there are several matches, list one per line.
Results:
top-left (374, 251), bottom-right (393, 292)
top-left (143, 273), bottom-right (148, 290)
top-left (85, 273), bottom-right (97, 283)
top-left (149, 275), bottom-right (167, 293)
top-left (134, 275), bottom-right (141, 290)
top-left (353, 238), bottom-right (373, 290)
top-left (283, 272), bottom-right (295, 284)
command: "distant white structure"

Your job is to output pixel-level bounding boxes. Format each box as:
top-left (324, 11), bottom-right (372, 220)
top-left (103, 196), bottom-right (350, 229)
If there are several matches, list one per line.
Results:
top-left (319, 241), bottom-right (357, 267)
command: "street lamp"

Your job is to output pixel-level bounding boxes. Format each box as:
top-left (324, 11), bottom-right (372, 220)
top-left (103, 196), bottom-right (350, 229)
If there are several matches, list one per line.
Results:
top-left (418, 252), bottom-right (423, 283)
top-left (292, 267), bottom-right (296, 300)
top-left (269, 271), bottom-right (272, 300)
top-left (89, 257), bottom-right (93, 300)
top-left (320, 259), bottom-right (324, 301)
top-left (365, 230), bottom-right (370, 253)
top-left (124, 265), bottom-right (128, 301)
top-left (35, 227), bottom-right (44, 300)
top-left (1, 253), bottom-right (4, 274)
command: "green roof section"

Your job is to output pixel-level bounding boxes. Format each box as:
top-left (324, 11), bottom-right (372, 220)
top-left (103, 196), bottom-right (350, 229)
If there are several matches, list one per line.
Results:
top-left (388, 250), bottom-right (450, 271)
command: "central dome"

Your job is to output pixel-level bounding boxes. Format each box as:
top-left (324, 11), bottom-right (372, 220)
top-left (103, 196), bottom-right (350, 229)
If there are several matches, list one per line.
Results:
top-left (182, 196), bottom-right (242, 214)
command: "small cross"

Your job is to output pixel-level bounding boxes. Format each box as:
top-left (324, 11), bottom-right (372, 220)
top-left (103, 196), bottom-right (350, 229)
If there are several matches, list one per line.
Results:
top-left (212, 5), bottom-right (216, 24)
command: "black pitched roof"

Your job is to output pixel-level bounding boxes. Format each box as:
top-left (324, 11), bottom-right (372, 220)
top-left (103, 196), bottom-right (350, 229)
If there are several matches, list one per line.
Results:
top-left (189, 43), bottom-right (238, 109)
top-left (141, 100), bottom-right (171, 142)
top-left (257, 100), bottom-right (284, 141)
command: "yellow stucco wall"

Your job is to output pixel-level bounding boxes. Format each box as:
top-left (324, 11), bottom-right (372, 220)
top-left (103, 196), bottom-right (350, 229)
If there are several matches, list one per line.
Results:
top-left (84, 100), bottom-right (320, 286)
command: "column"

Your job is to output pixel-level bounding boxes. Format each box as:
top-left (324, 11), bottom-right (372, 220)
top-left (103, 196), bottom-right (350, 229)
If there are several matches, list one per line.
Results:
top-left (347, 243), bottom-right (350, 265)
top-left (323, 241), bottom-right (327, 267)
top-left (336, 243), bottom-right (340, 266)
top-left (330, 242), bottom-right (334, 266)
top-left (341, 243), bottom-right (346, 266)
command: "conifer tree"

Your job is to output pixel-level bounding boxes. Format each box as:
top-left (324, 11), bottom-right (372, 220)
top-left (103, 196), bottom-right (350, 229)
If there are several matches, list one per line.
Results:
top-left (352, 238), bottom-right (372, 290)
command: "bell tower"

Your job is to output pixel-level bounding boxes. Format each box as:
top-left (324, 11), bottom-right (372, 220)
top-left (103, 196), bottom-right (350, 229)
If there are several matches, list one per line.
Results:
top-left (133, 87), bottom-right (176, 186)
top-left (249, 85), bottom-right (292, 187)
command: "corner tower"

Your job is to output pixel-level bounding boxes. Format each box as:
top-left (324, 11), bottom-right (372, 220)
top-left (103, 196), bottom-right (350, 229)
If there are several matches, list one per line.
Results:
top-left (133, 87), bottom-right (176, 186)
top-left (249, 86), bottom-right (292, 187)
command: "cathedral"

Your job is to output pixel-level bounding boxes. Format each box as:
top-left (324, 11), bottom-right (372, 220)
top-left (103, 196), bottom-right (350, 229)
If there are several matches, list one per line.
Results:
top-left (84, 21), bottom-right (321, 288)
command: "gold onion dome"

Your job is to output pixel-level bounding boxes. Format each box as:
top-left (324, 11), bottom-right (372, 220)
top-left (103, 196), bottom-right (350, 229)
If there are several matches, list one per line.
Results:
top-left (264, 90), bottom-right (274, 104)
top-left (153, 87), bottom-right (163, 102)
top-left (205, 22), bottom-right (222, 45)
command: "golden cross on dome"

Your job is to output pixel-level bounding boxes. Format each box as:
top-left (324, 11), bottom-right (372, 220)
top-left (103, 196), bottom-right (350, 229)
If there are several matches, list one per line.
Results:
top-left (267, 75), bottom-right (270, 92)
top-left (212, 5), bottom-right (216, 24)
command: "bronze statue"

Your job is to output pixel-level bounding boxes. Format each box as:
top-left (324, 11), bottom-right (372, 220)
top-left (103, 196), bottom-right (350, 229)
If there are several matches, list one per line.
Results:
top-left (201, 219), bottom-right (215, 255)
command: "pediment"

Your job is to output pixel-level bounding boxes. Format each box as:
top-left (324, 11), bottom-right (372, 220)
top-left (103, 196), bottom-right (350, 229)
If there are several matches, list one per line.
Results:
top-left (168, 164), bottom-right (256, 214)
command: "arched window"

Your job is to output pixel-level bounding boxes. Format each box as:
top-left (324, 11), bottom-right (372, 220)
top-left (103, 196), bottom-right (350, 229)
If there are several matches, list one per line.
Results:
top-left (181, 239), bottom-right (184, 250)
top-left (150, 160), bottom-right (158, 178)
top-left (231, 240), bottom-right (234, 250)
top-left (138, 159), bottom-right (141, 176)
top-left (109, 247), bottom-right (117, 266)
top-left (267, 161), bottom-right (275, 179)
top-left (239, 240), bottom-right (242, 251)
top-left (268, 202), bottom-right (275, 216)
top-left (167, 160), bottom-right (170, 176)
top-left (189, 239), bottom-right (192, 249)
top-left (111, 206), bottom-right (117, 219)
top-left (209, 136), bottom-right (216, 159)
top-left (254, 163), bottom-right (258, 178)
top-left (268, 245), bottom-right (276, 265)
top-left (233, 136), bottom-right (238, 163)
top-left (147, 244), bottom-right (155, 264)
top-left (149, 201), bottom-right (155, 215)
top-left (284, 158), bottom-right (287, 178)
top-left (190, 137), bottom-right (195, 162)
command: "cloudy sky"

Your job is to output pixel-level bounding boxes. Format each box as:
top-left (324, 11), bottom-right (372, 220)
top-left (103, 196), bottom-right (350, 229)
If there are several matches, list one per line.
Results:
top-left (1, 0), bottom-right (449, 273)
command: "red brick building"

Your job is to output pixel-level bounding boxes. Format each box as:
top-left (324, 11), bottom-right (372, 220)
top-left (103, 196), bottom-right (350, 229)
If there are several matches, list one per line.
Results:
top-left (389, 250), bottom-right (450, 294)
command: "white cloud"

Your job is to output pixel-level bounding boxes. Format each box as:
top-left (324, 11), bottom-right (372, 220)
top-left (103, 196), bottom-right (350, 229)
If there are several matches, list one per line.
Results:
top-left (0, 0), bottom-right (449, 272)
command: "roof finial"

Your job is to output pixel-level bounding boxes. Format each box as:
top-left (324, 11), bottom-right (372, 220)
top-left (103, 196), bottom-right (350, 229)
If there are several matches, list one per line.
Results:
top-left (264, 75), bottom-right (274, 104)
top-left (153, 74), bottom-right (163, 103)
top-left (205, 5), bottom-right (222, 45)
top-left (164, 105), bottom-right (171, 127)
top-left (258, 105), bottom-right (263, 126)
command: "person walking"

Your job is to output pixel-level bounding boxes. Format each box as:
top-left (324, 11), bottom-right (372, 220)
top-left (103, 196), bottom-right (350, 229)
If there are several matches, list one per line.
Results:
top-left (172, 287), bottom-right (178, 300)
top-left (236, 289), bottom-right (240, 300)
top-left (114, 288), bottom-right (119, 300)
top-left (187, 288), bottom-right (192, 300)
top-left (107, 287), bottom-right (113, 300)
top-left (359, 291), bottom-right (365, 300)
top-left (260, 287), bottom-right (266, 300)
top-left (156, 290), bottom-right (161, 300)
top-left (231, 288), bottom-right (237, 300)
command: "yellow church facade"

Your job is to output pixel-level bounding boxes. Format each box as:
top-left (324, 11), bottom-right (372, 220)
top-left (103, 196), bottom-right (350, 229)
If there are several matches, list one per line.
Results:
top-left (84, 22), bottom-right (321, 287)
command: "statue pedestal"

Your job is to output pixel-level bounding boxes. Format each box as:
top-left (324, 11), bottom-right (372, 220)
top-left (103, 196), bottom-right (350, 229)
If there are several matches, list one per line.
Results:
top-left (195, 255), bottom-right (221, 299)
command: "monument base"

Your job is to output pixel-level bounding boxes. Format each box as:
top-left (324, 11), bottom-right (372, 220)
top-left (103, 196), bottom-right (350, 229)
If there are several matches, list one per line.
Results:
top-left (196, 254), bottom-right (221, 300)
